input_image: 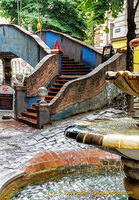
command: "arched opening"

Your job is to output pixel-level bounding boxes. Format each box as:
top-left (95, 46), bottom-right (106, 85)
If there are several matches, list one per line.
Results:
top-left (0, 52), bottom-right (34, 86)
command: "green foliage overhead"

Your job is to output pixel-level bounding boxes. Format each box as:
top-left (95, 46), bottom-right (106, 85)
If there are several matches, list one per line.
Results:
top-left (0, 0), bottom-right (87, 40)
top-left (76, 0), bottom-right (125, 44)
top-left (78, 0), bottom-right (124, 25)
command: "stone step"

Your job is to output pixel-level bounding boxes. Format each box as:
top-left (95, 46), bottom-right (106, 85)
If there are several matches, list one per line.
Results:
top-left (62, 61), bottom-right (79, 64)
top-left (62, 71), bottom-right (90, 75)
top-left (62, 67), bottom-right (88, 70)
top-left (46, 99), bottom-right (51, 103)
top-left (51, 85), bottom-right (63, 89)
top-left (58, 75), bottom-right (81, 79)
top-left (62, 64), bottom-right (85, 67)
top-left (62, 68), bottom-right (91, 72)
top-left (27, 107), bottom-right (37, 113)
top-left (48, 91), bottom-right (58, 95)
top-left (56, 79), bottom-right (70, 83)
top-left (17, 55), bottom-right (89, 128)
top-left (46, 95), bottom-right (55, 100)
top-left (22, 111), bottom-right (37, 119)
top-left (62, 56), bottom-right (74, 61)
top-left (17, 116), bottom-right (37, 128)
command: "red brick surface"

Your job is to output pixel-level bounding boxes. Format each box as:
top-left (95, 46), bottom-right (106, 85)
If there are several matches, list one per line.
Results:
top-left (49, 54), bottom-right (126, 115)
top-left (25, 54), bottom-right (59, 97)
top-left (24, 148), bottom-right (120, 174)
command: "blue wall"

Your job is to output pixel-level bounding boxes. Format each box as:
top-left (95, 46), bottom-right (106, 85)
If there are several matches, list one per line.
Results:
top-left (0, 26), bottom-right (39, 67)
top-left (82, 46), bottom-right (95, 69)
top-left (29, 96), bottom-right (40, 107)
top-left (45, 31), bottom-right (97, 69)
top-left (46, 32), bottom-right (60, 49)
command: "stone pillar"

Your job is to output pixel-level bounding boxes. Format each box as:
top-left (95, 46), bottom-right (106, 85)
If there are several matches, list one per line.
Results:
top-left (2, 58), bottom-right (12, 85)
top-left (122, 157), bottom-right (139, 200)
top-left (36, 87), bottom-right (50, 128)
top-left (15, 86), bottom-right (29, 117)
top-left (35, 104), bottom-right (50, 129)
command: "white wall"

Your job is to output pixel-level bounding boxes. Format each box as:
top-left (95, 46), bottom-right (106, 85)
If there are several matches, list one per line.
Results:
top-left (113, 0), bottom-right (139, 38)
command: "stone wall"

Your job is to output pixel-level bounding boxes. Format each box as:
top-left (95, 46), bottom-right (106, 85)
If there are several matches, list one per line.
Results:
top-left (48, 53), bottom-right (126, 116)
top-left (25, 54), bottom-right (59, 97)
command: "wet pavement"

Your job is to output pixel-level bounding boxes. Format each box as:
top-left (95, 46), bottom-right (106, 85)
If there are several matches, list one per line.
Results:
top-left (0, 107), bottom-right (134, 194)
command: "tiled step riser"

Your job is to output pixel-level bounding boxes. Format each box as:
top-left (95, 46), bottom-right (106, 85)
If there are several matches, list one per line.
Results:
top-left (62, 61), bottom-right (79, 64)
top-left (57, 76), bottom-right (80, 80)
top-left (53, 83), bottom-right (63, 87)
top-left (27, 108), bottom-right (37, 113)
top-left (62, 69), bottom-right (91, 72)
top-left (17, 117), bottom-right (37, 128)
top-left (62, 68), bottom-right (91, 71)
top-left (62, 57), bottom-right (74, 61)
top-left (50, 89), bottom-right (61, 93)
top-left (62, 64), bottom-right (85, 67)
top-left (62, 72), bottom-right (90, 75)
top-left (22, 113), bottom-right (37, 120)
top-left (46, 96), bottom-right (55, 100)
top-left (48, 92), bottom-right (58, 95)
top-left (56, 80), bottom-right (69, 84)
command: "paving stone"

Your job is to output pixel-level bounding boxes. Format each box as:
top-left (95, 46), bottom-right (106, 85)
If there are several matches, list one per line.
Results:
top-left (43, 145), bottom-right (54, 150)
top-left (56, 138), bottom-right (66, 143)
top-left (0, 107), bottom-right (126, 189)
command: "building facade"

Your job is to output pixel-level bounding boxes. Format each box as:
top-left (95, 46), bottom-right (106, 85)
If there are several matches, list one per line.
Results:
top-left (94, 1), bottom-right (139, 72)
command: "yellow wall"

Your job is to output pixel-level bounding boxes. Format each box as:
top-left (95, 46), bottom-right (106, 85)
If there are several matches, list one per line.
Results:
top-left (112, 40), bottom-right (139, 72)
top-left (134, 47), bottom-right (139, 72)
top-left (112, 40), bottom-right (127, 50)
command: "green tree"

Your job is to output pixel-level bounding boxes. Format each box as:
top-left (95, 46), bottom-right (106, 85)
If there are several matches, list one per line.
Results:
top-left (0, 0), bottom-right (87, 40)
top-left (78, 0), bottom-right (139, 71)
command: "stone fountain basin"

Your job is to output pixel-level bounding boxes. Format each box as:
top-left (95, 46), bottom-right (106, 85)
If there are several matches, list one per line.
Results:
top-left (106, 71), bottom-right (139, 97)
top-left (65, 117), bottom-right (139, 160)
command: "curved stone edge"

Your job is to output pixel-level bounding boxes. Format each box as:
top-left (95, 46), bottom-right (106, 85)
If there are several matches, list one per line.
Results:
top-left (0, 149), bottom-right (120, 200)
top-left (48, 53), bottom-right (126, 115)
top-left (0, 170), bottom-right (25, 200)
top-left (0, 24), bottom-right (51, 54)
top-left (106, 70), bottom-right (139, 97)
top-left (102, 134), bottom-right (139, 150)
top-left (50, 84), bottom-right (121, 121)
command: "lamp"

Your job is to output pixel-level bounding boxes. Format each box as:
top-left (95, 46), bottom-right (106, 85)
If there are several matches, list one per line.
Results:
top-left (44, 14), bottom-right (48, 29)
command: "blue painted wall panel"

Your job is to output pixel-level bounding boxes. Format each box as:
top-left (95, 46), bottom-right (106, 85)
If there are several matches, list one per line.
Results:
top-left (29, 96), bottom-right (40, 107)
top-left (51, 84), bottom-right (121, 121)
top-left (0, 26), bottom-right (39, 67)
top-left (82, 46), bottom-right (95, 69)
top-left (46, 32), bottom-right (60, 49)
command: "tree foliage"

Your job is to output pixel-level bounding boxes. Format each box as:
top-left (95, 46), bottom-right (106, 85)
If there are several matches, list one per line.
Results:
top-left (78, 0), bottom-right (124, 25)
top-left (0, 0), bottom-right (87, 40)
top-left (78, 0), bottom-right (139, 71)
top-left (77, 0), bottom-right (125, 44)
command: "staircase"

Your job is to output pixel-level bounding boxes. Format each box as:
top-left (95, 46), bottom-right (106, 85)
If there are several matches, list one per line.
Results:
top-left (17, 56), bottom-right (92, 128)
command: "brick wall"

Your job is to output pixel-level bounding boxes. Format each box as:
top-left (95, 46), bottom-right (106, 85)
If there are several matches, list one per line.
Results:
top-left (48, 53), bottom-right (126, 115)
top-left (25, 54), bottom-right (59, 97)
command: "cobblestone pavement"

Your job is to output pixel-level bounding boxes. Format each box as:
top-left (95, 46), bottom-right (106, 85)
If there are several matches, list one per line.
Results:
top-left (0, 108), bottom-right (127, 188)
